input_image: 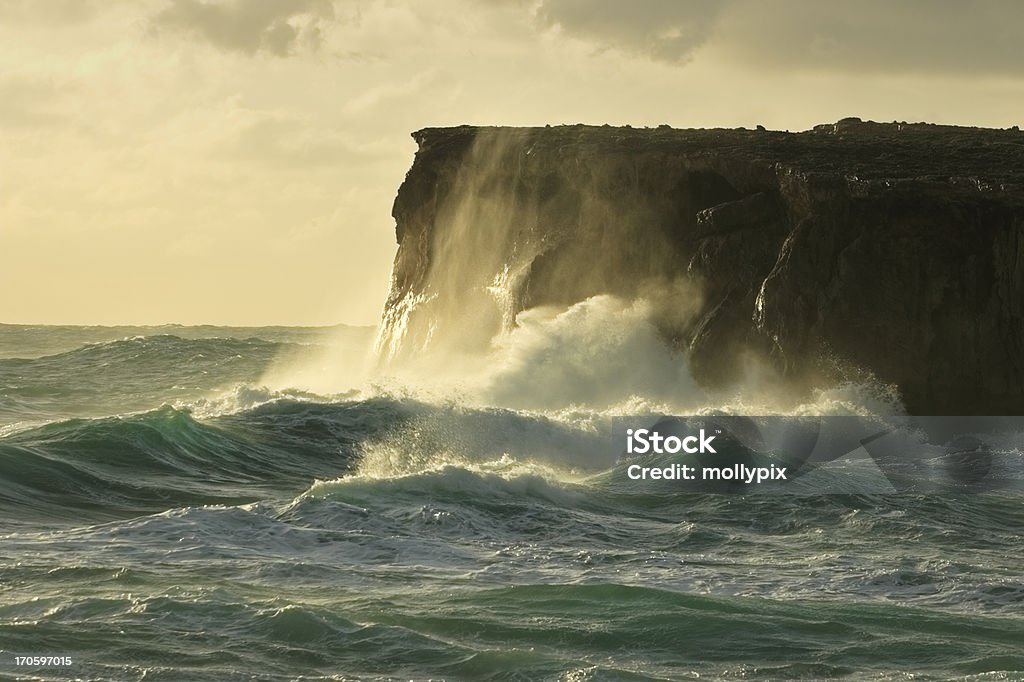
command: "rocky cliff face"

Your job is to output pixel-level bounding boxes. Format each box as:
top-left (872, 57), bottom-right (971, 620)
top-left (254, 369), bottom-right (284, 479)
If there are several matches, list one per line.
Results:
top-left (380, 119), bottom-right (1024, 414)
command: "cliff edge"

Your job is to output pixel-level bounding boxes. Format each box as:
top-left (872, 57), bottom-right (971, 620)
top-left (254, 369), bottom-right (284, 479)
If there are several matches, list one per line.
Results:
top-left (381, 119), bottom-right (1024, 414)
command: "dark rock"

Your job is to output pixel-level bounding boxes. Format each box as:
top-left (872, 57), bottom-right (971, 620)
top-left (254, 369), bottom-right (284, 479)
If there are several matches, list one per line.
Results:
top-left (382, 121), bottom-right (1024, 414)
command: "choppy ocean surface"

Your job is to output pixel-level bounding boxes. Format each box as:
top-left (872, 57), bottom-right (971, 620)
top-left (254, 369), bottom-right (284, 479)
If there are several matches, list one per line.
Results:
top-left (1, 324), bottom-right (1023, 681)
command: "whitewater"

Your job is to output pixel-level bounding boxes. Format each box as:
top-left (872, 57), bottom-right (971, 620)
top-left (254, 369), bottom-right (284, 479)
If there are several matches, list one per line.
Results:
top-left (1, 314), bottom-right (1023, 681)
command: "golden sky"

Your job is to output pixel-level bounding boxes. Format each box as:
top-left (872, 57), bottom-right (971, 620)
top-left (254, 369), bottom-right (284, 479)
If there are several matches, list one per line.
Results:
top-left (3, 0), bottom-right (1023, 325)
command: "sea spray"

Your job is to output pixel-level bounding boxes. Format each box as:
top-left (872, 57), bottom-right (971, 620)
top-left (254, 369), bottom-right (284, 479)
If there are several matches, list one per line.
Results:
top-left (3, 324), bottom-right (1019, 682)
top-left (375, 129), bottom-right (706, 369)
top-left (476, 295), bottom-right (704, 410)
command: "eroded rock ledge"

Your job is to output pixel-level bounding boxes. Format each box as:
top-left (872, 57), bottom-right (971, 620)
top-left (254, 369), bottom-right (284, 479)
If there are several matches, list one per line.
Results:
top-left (384, 119), bottom-right (1024, 414)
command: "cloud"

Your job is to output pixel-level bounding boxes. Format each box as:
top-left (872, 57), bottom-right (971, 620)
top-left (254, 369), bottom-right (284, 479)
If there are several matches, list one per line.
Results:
top-left (0, 77), bottom-right (68, 128)
top-left (0, 0), bottom-right (107, 25)
top-left (532, 0), bottom-right (1024, 77)
top-left (152, 0), bottom-right (336, 57)
top-left (216, 113), bottom-right (388, 168)
top-left (535, 0), bottom-right (726, 63)
top-left (725, 0), bottom-right (1024, 77)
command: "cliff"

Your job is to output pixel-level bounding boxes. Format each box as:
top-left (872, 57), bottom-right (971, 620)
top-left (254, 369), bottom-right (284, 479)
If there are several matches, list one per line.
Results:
top-left (380, 119), bottom-right (1024, 415)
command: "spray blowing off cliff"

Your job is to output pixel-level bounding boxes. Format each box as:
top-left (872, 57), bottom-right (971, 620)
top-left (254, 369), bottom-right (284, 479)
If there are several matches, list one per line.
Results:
top-left (374, 129), bottom-right (706, 366)
top-left (376, 120), bottom-right (1024, 415)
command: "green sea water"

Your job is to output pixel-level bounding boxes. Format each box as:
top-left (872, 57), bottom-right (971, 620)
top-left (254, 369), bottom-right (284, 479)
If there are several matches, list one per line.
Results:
top-left (1, 325), bottom-right (1022, 681)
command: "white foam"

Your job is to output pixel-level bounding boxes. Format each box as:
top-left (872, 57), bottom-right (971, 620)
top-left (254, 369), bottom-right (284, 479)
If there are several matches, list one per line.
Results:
top-left (476, 295), bottom-right (705, 411)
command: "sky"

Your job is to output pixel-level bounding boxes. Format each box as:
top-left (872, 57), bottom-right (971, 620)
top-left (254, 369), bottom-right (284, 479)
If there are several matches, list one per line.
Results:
top-left (3, 0), bottom-right (1024, 326)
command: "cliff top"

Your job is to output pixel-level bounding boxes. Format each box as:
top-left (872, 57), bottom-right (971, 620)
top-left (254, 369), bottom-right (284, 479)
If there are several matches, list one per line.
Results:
top-left (411, 118), bottom-right (1024, 186)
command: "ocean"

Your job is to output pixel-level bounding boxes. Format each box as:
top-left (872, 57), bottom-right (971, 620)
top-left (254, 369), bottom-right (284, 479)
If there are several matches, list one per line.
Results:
top-left (1, 323), bottom-right (1022, 681)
